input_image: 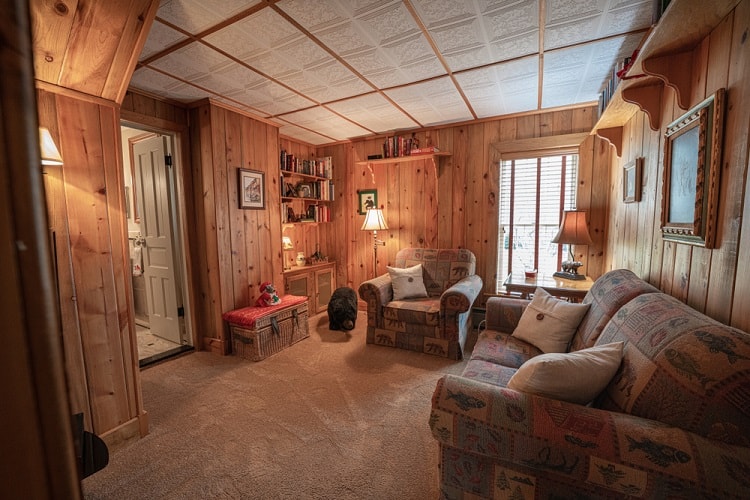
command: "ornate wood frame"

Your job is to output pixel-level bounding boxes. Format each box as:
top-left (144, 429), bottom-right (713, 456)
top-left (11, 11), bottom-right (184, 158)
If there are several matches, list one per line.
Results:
top-left (661, 88), bottom-right (725, 247)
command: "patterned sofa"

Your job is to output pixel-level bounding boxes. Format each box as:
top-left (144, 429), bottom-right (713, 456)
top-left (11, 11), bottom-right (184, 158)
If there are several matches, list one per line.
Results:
top-left (430, 269), bottom-right (750, 499)
top-left (358, 248), bottom-right (482, 360)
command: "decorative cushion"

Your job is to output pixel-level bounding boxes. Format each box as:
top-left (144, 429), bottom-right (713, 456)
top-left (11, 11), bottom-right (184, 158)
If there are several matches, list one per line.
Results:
top-left (388, 264), bottom-right (428, 300)
top-left (512, 288), bottom-right (590, 353)
top-left (507, 342), bottom-right (624, 404)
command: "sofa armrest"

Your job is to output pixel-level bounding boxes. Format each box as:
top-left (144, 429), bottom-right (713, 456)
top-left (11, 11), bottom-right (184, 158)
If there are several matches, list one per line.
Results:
top-left (440, 274), bottom-right (483, 313)
top-left (485, 296), bottom-right (529, 333)
top-left (358, 273), bottom-right (393, 307)
top-left (430, 374), bottom-right (750, 498)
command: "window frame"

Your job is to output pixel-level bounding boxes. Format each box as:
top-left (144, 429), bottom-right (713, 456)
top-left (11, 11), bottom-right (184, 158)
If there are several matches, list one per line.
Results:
top-left (497, 152), bottom-right (578, 284)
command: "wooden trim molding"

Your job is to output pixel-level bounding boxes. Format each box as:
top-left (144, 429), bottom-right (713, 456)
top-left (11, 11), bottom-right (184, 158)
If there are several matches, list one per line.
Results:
top-left (490, 132), bottom-right (591, 160)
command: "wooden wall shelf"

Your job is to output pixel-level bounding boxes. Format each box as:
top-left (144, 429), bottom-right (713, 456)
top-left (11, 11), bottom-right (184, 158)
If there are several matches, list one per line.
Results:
top-left (592, 0), bottom-right (740, 156)
top-left (355, 152), bottom-right (452, 168)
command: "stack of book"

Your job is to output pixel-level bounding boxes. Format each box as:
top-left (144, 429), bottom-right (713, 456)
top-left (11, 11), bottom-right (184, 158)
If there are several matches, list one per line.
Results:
top-left (597, 55), bottom-right (634, 118)
top-left (280, 150), bottom-right (333, 178)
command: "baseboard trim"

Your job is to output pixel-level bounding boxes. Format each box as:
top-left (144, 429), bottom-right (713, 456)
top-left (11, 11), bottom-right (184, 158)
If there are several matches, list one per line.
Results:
top-left (99, 413), bottom-right (147, 454)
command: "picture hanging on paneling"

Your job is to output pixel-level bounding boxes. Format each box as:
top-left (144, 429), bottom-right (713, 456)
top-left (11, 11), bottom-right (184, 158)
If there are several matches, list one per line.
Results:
top-left (358, 189), bottom-right (377, 215)
top-left (661, 88), bottom-right (725, 247)
top-left (238, 168), bottom-right (265, 209)
top-left (623, 157), bottom-right (643, 203)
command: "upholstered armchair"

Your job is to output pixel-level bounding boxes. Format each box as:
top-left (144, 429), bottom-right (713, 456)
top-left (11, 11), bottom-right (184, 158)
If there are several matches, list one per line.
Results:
top-left (358, 248), bottom-right (482, 360)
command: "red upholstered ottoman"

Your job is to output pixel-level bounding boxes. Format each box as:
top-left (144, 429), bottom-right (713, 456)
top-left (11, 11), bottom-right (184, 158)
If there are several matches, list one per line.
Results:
top-left (222, 295), bottom-right (309, 361)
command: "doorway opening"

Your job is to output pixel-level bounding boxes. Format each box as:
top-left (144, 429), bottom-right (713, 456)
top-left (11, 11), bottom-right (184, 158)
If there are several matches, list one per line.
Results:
top-left (121, 125), bottom-right (193, 367)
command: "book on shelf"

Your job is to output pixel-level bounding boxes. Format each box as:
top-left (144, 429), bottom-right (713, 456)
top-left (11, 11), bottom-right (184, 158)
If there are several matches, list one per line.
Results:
top-left (279, 150), bottom-right (332, 178)
top-left (409, 146), bottom-right (440, 155)
top-left (381, 133), bottom-right (420, 159)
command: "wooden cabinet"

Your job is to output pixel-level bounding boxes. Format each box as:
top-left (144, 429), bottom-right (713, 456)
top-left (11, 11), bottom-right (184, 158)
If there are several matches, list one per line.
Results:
top-left (283, 261), bottom-right (336, 314)
top-left (592, 0), bottom-right (740, 156)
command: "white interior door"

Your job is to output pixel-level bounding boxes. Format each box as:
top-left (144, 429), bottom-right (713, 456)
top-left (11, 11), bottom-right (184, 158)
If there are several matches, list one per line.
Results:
top-left (133, 135), bottom-right (182, 344)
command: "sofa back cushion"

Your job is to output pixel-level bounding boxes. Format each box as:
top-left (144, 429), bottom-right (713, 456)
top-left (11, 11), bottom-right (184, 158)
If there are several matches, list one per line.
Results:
top-left (595, 293), bottom-right (750, 445)
top-left (394, 248), bottom-right (476, 297)
top-left (570, 269), bottom-right (660, 351)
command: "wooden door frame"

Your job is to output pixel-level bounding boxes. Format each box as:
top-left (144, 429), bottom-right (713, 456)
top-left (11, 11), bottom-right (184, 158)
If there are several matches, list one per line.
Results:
top-left (0, 0), bottom-right (81, 496)
top-left (121, 120), bottom-right (198, 352)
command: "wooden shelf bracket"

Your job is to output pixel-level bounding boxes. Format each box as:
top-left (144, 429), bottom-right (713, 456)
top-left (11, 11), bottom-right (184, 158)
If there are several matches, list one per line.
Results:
top-left (622, 82), bottom-right (663, 131)
top-left (642, 50), bottom-right (694, 111)
top-left (596, 126), bottom-right (624, 157)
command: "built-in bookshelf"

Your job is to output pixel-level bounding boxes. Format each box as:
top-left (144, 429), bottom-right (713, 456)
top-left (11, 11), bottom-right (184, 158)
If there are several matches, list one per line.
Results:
top-left (280, 150), bottom-right (333, 224)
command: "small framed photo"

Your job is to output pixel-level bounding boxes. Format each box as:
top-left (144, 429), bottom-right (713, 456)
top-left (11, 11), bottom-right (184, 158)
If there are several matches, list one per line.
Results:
top-left (661, 88), bottom-right (725, 247)
top-left (297, 183), bottom-right (313, 199)
top-left (358, 189), bottom-right (377, 215)
top-left (238, 168), bottom-right (265, 209)
top-left (623, 157), bottom-right (643, 203)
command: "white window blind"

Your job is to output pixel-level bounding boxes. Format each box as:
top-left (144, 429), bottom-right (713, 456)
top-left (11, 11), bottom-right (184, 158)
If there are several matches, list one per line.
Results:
top-left (496, 154), bottom-right (578, 291)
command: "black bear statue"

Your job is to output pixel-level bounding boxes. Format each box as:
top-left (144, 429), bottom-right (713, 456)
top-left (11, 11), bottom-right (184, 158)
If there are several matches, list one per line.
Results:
top-left (328, 287), bottom-right (358, 331)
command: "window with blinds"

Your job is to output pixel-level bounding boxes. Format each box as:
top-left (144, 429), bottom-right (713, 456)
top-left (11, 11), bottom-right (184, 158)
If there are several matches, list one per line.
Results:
top-left (496, 154), bottom-right (578, 291)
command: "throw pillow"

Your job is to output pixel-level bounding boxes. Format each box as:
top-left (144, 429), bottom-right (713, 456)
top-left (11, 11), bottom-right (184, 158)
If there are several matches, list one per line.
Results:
top-left (507, 342), bottom-right (624, 404)
top-left (512, 288), bottom-right (590, 353)
top-left (388, 264), bottom-right (428, 300)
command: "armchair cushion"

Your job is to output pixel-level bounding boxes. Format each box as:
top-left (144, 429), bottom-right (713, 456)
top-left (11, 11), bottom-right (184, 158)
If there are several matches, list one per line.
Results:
top-left (507, 341), bottom-right (624, 404)
top-left (384, 298), bottom-right (440, 327)
top-left (387, 264), bottom-right (428, 300)
top-left (512, 288), bottom-right (590, 353)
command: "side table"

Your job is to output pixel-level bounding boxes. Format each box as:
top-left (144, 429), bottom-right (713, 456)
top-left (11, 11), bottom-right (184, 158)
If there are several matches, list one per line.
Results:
top-left (503, 272), bottom-right (593, 302)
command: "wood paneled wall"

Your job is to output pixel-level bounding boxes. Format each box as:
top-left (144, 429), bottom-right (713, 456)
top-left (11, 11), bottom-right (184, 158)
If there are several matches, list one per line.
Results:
top-left (605, 1), bottom-right (750, 330)
top-left (37, 87), bottom-right (146, 451)
top-left (31, 0), bottom-right (159, 103)
top-left (189, 101), bottom-right (282, 353)
top-left (320, 107), bottom-right (601, 301)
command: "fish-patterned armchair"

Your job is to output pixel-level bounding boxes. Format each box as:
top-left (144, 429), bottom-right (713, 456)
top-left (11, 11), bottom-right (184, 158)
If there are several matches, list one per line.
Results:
top-left (358, 248), bottom-right (482, 360)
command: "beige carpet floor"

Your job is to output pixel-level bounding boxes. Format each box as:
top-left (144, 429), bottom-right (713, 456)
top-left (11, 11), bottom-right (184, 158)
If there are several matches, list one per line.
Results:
top-left (82, 311), bottom-right (473, 499)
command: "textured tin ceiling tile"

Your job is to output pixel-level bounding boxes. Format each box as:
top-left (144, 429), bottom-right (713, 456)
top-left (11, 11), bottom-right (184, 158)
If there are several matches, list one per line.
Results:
top-left (281, 106), bottom-right (372, 140)
top-left (385, 77), bottom-right (472, 126)
top-left (149, 41), bottom-right (235, 80)
top-left (139, 21), bottom-right (187, 61)
top-left (278, 122), bottom-right (333, 145)
top-left (226, 79), bottom-right (315, 116)
top-left (542, 33), bottom-right (641, 107)
top-left (327, 93), bottom-right (418, 133)
top-left (204, 8), bottom-right (303, 62)
top-left (157, 0), bottom-right (260, 35)
top-left (456, 56), bottom-right (539, 117)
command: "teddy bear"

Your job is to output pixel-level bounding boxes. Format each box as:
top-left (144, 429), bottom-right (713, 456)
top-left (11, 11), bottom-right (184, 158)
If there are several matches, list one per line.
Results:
top-left (328, 287), bottom-right (358, 330)
top-left (255, 282), bottom-right (281, 307)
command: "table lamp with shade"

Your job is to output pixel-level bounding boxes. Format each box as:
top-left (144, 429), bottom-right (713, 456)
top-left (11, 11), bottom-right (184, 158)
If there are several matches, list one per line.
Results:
top-left (551, 210), bottom-right (592, 280)
top-left (360, 208), bottom-right (388, 277)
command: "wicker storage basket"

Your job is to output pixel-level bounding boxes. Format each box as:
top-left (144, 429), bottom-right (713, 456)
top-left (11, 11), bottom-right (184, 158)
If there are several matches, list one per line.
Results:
top-left (223, 296), bottom-right (309, 361)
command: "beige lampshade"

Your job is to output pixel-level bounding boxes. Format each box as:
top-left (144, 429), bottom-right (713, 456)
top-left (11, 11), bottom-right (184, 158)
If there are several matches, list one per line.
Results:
top-left (551, 210), bottom-right (593, 245)
top-left (282, 236), bottom-right (293, 250)
top-left (361, 208), bottom-right (388, 231)
top-left (39, 127), bottom-right (63, 166)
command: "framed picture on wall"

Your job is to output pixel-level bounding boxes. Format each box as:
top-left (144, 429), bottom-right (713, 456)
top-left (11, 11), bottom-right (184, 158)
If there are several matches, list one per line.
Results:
top-left (661, 88), bottom-right (725, 247)
top-left (358, 189), bottom-right (377, 215)
top-left (238, 168), bottom-right (265, 209)
top-left (623, 157), bottom-right (643, 203)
